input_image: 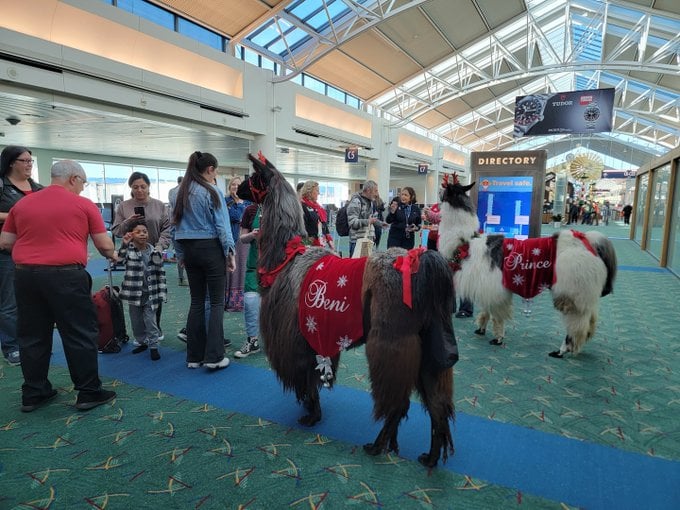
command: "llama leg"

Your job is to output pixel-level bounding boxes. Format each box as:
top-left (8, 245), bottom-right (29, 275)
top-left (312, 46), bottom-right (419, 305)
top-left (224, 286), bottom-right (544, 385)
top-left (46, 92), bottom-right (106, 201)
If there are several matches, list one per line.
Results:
top-left (298, 368), bottom-right (322, 426)
top-left (363, 410), bottom-right (407, 457)
top-left (416, 369), bottom-right (455, 468)
top-left (549, 335), bottom-right (572, 358)
top-left (489, 315), bottom-right (505, 346)
top-left (474, 310), bottom-right (489, 336)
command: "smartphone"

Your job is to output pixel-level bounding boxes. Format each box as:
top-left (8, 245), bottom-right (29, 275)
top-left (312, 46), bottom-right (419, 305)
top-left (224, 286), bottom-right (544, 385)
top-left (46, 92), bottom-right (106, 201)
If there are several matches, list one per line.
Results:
top-left (134, 206), bottom-right (145, 217)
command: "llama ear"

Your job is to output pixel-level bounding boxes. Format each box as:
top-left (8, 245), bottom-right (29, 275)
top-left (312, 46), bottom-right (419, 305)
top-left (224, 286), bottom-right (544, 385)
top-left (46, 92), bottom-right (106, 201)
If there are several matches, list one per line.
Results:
top-left (462, 182), bottom-right (475, 192)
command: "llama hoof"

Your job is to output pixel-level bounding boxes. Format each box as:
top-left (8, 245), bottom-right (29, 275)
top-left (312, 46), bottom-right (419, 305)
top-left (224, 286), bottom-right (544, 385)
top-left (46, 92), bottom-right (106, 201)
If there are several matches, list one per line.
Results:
top-left (489, 338), bottom-right (504, 346)
top-left (548, 350), bottom-right (564, 358)
top-left (363, 442), bottom-right (382, 456)
top-left (474, 328), bottom-right (486, 336)
top-left (298, 413), bottom-right (321, 427)
top-left (417, 453), bottom-right (438, 468)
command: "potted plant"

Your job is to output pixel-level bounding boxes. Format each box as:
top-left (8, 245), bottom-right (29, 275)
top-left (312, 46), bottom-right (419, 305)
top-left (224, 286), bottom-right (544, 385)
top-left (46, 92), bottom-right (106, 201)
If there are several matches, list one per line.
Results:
top-left (551, 213), bottom-right (562, 227)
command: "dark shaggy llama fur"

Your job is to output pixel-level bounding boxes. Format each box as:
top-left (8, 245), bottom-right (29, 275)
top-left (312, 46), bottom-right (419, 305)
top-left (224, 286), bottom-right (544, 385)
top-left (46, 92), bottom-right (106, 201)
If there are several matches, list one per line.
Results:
top-left (237, 154), bottom-right (458, 467)
top-left (438, 179), bottom-right (618, 358)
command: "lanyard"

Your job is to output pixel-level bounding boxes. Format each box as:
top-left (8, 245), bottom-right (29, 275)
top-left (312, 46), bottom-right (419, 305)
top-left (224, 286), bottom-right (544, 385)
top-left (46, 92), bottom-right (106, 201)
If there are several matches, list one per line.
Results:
top-left (404, 204), bottom-right (412, 222)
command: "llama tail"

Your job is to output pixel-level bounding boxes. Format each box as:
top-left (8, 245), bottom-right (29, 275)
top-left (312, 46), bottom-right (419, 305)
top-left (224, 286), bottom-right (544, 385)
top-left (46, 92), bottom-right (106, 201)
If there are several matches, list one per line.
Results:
top-left (414, 250), bottom-right (458, 369)
top-left (586, 232), bottom-right (618, 296)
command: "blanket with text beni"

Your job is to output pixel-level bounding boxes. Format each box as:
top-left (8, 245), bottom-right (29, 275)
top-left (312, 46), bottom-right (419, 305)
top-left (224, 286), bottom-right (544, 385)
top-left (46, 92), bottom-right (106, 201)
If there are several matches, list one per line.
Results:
top-left (298, 255), bottom-right (368, 359)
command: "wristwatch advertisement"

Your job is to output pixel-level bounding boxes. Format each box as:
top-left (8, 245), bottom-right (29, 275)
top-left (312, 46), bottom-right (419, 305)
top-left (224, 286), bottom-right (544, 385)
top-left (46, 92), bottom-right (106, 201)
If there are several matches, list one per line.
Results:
top-left (583, 100), bottom-right (600, 130)
top-left (513, 93), bottom-right (552, 137)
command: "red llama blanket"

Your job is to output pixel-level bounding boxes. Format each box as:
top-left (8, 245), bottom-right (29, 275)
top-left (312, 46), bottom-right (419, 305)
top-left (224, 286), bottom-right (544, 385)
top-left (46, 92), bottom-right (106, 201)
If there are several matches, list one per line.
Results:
top-left (502, 237), bottom-right (557, 298)
top-left (298, 255), bottom-right (368, 358)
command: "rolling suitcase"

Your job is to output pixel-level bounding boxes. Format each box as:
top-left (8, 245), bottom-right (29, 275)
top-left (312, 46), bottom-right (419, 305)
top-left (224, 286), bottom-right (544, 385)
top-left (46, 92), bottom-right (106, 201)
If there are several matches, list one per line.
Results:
top-left (93, 261), bottom-right (128, 353)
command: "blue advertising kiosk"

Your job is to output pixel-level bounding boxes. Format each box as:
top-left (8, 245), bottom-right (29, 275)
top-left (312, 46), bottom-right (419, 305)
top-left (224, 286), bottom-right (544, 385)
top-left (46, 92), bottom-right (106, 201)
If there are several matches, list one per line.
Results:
top-left (469, 150), bottom-right (547, 239)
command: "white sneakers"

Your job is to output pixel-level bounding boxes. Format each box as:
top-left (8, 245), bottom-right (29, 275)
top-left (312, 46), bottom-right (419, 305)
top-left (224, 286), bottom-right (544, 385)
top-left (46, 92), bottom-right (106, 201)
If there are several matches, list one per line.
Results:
top-left (204, 358), bottom-right (230, 370)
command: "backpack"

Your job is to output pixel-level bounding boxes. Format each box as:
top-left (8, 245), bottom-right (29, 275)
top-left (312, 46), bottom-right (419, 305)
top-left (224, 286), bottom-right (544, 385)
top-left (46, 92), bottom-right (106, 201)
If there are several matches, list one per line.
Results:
top-left (335, 202), bottom-right (350, 236)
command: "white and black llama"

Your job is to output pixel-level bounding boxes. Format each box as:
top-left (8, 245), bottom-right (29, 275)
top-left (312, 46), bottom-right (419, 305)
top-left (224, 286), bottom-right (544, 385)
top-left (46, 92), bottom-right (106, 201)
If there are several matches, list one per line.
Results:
top-left (237, 153), bottom-right (459, 467)
top-left (438, 176), bottom-right (617, 358)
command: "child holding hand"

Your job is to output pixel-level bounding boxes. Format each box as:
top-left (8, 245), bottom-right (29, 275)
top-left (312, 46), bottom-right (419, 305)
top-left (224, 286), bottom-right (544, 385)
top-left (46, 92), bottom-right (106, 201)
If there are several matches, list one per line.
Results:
top-left (117, 219), bottom-right (167, 360)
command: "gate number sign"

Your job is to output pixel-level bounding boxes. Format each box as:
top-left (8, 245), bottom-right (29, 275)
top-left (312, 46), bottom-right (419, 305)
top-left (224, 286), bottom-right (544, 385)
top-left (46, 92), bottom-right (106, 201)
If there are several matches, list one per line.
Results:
top-left (345, 148), bottom-right (359, 163)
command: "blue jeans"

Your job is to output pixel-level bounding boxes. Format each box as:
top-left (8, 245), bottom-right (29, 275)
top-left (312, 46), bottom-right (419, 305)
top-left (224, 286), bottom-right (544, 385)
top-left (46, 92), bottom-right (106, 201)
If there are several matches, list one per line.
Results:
top-left (244, 291), bottom-right (260, 339)
top-left (0, 251), bottom-right (19, 357)
top-left (180, 239), bottom-right (226, 364)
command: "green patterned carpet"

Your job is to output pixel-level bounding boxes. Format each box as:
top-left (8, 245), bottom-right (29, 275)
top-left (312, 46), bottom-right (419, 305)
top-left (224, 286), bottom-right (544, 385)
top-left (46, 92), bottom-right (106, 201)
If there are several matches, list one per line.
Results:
top-left (0, 220), bottom-right (678, 509)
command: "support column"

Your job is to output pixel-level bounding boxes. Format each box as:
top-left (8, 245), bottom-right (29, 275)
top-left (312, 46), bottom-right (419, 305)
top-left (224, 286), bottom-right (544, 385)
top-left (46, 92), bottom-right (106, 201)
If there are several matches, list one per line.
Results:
top-left (367, 125), bottom-right (391, 199)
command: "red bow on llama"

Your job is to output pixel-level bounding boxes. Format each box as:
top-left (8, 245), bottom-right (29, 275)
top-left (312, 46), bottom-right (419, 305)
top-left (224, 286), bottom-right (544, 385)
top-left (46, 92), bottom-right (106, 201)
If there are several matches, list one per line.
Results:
top-left (258, 236), bottom-right (306, 287)
top-left (393, 247), bottom-right (427, 308)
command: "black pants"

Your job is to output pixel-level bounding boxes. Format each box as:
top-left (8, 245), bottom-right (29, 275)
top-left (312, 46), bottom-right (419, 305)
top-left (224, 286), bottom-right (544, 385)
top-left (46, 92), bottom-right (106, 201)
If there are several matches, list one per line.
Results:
top-left (15, 266), bottom-right (103, 403)
top-left (180, 239), bottom-right (226, 364)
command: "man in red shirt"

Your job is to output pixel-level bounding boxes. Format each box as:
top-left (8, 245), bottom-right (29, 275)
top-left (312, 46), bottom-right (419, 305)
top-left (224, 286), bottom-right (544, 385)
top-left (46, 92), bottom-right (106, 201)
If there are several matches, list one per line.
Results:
top-left (0, 160), bottom-right (118, 412)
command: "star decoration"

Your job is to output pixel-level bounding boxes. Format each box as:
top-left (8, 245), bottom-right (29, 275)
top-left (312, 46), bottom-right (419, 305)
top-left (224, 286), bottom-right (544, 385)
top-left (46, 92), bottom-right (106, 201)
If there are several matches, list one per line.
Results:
top-left (531, 247), bottom-right (542, 257)
top-left (506, 243), bottom-right (514, 252)
top-left (305, 316), bottom-right (318, 333)
top-left (512, 274), bottom-right (525, 286)
top-left (316, 262), bottom-right (325, 271)
top-left (337, 335), bottom-right (352, 350)
top-left (337, 275), bottom-right (348, 287)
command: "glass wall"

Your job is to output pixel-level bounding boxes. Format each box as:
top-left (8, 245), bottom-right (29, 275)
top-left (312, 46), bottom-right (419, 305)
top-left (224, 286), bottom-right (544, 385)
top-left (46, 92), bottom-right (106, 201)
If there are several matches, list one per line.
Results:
top-left (667, 167), bottom-right (680, 276)
top-left (634, 173), bottom-right (648, 244)
top-left (64, 159), bottom-right (183, 206)
top-left (645, 165), bottom-right (671, 259)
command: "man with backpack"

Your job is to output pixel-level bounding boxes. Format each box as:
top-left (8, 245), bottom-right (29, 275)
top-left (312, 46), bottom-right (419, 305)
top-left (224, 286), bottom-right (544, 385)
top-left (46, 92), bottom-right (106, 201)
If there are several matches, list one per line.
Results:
top-left (345, 180), bottom-right (379, 257)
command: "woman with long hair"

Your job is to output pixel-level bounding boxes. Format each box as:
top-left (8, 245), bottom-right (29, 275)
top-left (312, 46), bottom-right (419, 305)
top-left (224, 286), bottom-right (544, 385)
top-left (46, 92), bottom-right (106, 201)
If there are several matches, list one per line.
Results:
top-left (0, 146), bottom-right (43, 366)
top-left (385, 186), bottom-right (421, 249)
top-left (224, 176), bottom-right (250, 311)
top-left (300, 180), bottom-right (334, 250)
top-left (173, 151), bottom-right (235, 370)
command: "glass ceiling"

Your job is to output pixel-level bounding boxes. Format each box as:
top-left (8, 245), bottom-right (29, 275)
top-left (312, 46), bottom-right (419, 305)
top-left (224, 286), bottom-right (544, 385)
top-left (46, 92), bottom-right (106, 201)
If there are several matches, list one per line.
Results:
top-left (238, 0), bottom-right (679, 170)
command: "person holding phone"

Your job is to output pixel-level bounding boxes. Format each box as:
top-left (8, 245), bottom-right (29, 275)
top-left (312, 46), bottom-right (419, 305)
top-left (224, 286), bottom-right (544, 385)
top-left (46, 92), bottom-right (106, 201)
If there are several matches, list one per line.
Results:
top-left (385, 187), bottom-right (421, 249)
top-left (112, 171), bottom-right (171, 338)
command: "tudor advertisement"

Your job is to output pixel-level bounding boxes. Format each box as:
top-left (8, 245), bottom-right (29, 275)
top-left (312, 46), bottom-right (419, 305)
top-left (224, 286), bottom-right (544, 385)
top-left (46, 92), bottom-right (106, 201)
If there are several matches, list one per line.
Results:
top-left (513, 88), bottom-right (614, 137)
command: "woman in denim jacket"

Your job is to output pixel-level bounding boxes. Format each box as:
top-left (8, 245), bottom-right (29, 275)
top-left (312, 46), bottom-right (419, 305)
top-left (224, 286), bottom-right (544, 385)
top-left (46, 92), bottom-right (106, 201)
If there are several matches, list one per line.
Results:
top-left (173, 151), bottom-right (235, 371)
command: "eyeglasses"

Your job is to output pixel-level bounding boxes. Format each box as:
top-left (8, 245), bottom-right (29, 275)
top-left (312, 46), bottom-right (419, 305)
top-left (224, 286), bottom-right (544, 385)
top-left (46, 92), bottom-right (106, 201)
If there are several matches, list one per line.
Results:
top-left (74, 175), bottom-right (89, 186)
top-left (15, 158), bottom-right (34, 164)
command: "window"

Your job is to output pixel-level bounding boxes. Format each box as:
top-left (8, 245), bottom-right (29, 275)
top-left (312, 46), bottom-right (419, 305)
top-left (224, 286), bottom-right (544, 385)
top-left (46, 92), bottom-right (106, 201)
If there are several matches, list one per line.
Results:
top-left (117, 0), bottom-right (174, 30)
top-left (178, 18), bottom-right (223, 51)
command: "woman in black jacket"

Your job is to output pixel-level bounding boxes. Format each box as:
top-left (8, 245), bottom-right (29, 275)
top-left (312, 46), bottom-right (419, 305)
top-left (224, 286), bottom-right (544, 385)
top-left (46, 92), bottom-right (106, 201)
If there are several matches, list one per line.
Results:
top-left (385, 187), bottom-right (421, 249)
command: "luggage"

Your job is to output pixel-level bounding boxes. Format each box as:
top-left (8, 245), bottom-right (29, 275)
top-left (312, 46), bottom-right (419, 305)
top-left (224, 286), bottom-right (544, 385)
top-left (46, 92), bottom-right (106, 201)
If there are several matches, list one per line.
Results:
top-left (93, 261), bottom-right (128, 353)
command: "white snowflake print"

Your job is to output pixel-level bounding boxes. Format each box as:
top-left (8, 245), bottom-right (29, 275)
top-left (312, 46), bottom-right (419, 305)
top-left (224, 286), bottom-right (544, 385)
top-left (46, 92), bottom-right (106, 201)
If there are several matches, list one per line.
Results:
top-left (305, 315), bottom-right (318, 333)
top-left (512, 273), bottom-right (525, 286)
top-left (506, 243), bottom-right (514, 252)
top-left (537, 282), bottom-right (551, 294)
top-left (337, 275), bottom-right (348, 288)
top-left (531, 247), bottom-right (542, 257)
top-left (337, 335), bottom-right (352, 351)
top-left (316, 262), bottom-right (325, 271)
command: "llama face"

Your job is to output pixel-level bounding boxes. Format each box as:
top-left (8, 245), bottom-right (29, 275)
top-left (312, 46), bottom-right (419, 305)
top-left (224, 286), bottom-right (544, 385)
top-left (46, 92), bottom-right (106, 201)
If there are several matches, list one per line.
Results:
top-left (440, 181), bottom-right (476, 215)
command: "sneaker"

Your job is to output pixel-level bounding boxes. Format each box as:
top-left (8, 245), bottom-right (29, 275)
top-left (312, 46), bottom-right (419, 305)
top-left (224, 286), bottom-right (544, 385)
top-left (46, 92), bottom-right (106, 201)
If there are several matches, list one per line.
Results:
top-left (132, 344), bottom-right (148, 354)
top-left (177, 328), bottom-right (187, 343)
top-left (150, 348), bottom-right (160, 361)
top-left (187, 362), bottom-right (202, 369)
top-left (224, 338), bottom-right (232, 348)
top-left (455, 311), bottom-right (472, 318)
top-left (21, 389), bottom-right (58, 413)
top-left (75, 389), bottom-right (117, 411)
top-left (132, 339), bottom-right (141, 347)
top-left (5, 350), bottom-right (20, 366)
top-left (234, 337), bottom-right (260, 359)
top-left (204, 357), bottom-right (230, 370)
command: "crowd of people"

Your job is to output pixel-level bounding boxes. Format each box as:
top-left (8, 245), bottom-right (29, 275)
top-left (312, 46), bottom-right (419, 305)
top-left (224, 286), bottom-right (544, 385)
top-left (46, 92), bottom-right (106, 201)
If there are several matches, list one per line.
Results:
top-left (1, 143), bottom-right (634, 413)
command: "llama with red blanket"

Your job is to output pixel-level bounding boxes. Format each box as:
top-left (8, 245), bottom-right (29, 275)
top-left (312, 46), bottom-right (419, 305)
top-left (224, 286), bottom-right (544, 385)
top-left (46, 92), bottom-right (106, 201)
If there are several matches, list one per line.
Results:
top-left (438, 177), bottom-right (617, 357)
top-left (237, 153), bottom-right (458, 468)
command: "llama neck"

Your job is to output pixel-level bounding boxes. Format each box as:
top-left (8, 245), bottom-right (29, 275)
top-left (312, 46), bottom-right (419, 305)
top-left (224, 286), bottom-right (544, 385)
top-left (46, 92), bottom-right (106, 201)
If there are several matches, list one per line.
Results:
top-left (438, 203), bottom-right (480, 260)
